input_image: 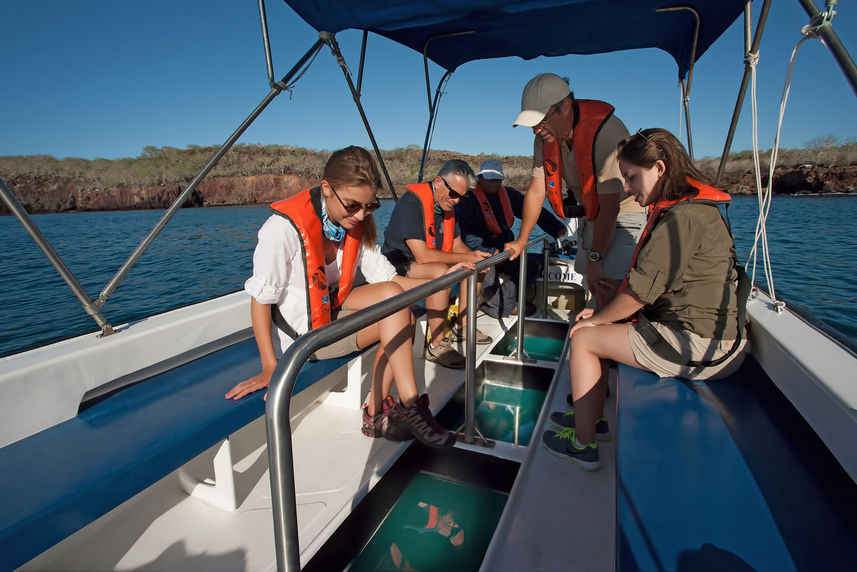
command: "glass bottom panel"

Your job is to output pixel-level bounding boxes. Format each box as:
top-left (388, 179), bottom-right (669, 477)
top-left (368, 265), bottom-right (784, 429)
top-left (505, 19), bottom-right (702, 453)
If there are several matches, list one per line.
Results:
top-left (349, 472), bottom-right (508, 572)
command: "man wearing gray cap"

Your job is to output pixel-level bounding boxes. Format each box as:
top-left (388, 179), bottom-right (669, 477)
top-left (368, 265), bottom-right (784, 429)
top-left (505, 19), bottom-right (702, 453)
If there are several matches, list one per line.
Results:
top-left (506, 73), bottom-right (645, 310)
top-left (456, 159), bottom-right (566, 318)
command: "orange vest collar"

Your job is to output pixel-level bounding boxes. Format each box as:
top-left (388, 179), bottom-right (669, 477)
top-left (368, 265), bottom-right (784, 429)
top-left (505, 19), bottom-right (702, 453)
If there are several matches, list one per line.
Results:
top-left (406, 182), bottom-right (454, 252)
top-left (544, 99), bottom-right (615, 220)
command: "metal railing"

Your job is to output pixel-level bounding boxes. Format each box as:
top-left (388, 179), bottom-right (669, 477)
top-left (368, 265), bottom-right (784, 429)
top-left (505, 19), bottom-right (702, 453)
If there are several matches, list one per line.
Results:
top-left (265, 237), bottom-right (551, 571)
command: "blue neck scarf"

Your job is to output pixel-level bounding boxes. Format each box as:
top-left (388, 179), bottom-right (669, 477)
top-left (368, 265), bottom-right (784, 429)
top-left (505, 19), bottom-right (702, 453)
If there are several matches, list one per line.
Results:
top-left (321, 198), bottom-right (346, 242)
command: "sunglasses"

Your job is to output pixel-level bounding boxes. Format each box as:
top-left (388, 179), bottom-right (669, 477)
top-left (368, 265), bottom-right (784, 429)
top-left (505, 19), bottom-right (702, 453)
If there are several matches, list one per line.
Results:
top-left (329, 183), bottom-right (381, 215)
top-left (635, 128), bottom-right (654, 142)
top-left (440, 177), bottom-right (467, 200)
top-left (634, 128), bottom-right (664, 156)
top-left (537, 105), bottom-right (558, 127)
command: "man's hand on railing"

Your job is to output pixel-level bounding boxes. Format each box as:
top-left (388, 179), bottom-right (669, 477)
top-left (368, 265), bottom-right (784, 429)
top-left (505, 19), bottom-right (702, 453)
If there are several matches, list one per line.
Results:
top-left (503, 238), bottom-right (525, 261)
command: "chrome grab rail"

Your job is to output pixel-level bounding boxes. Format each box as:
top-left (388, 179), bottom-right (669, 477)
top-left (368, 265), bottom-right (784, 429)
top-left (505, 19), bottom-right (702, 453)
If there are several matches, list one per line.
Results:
top-left (513, 237), bottom-right (552, 361)
top-left (266, 237), bottom-right (549, 571)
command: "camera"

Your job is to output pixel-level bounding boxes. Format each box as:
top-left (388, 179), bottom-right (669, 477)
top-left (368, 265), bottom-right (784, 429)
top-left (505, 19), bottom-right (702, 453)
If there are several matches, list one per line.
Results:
top-left (562, 196), bottom-right (587, 219)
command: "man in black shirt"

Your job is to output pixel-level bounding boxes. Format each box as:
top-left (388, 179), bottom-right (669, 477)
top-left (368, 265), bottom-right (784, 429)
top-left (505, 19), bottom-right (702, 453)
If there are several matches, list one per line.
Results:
top-left (382, 160), bottom-right (491, 369)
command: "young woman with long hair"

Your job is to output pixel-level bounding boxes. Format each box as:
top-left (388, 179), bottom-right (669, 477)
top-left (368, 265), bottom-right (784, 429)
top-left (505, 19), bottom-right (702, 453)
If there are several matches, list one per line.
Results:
top-left (226, 146), bottom-right (464, 448)
top-left (543, 128), bottom-right (748, 470)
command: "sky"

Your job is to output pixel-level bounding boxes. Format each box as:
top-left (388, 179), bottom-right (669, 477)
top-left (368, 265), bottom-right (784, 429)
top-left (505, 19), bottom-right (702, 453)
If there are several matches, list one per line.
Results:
top-left (2, 1), bottom-right (855, 164)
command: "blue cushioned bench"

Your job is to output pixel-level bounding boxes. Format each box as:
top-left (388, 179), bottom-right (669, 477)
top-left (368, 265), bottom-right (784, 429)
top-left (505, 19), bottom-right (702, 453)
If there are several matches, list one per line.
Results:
top-left (616, 356), bottom-right (857, 571)
top-left (0, 337), bottom-right (360, 570)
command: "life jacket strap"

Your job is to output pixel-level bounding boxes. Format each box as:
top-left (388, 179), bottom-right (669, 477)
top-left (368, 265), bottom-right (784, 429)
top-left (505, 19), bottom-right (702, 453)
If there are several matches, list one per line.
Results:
top-left (271, 305), bottom-right (299, 340)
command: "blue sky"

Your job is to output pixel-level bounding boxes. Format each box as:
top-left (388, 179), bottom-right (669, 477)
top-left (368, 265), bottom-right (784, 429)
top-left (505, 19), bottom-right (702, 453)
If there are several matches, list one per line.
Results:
top-left (2, 1), bottom-right (855, 163)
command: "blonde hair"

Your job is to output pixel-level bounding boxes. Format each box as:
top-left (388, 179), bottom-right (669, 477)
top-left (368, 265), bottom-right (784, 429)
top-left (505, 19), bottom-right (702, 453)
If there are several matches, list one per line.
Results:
top-left (323, 146), bottom-right (381, 245)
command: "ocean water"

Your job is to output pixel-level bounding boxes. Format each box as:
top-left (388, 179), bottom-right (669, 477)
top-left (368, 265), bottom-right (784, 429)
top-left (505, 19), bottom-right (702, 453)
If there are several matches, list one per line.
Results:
top-left (1, 195), bottom-right (856, 358)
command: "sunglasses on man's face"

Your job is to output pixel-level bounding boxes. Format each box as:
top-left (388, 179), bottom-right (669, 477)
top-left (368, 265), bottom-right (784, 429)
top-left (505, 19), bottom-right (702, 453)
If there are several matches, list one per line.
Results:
top-left (329, 183), bottom-right (382, 215)
top-left (440, 177), bottom-right (467, 200)
top-left (537, 105), bottom-right (558, 127)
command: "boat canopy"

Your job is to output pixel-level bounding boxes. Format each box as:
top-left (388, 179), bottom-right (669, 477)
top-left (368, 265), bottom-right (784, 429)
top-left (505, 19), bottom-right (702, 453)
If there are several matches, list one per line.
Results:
top-left (281, 0), bottom-right (749, 78)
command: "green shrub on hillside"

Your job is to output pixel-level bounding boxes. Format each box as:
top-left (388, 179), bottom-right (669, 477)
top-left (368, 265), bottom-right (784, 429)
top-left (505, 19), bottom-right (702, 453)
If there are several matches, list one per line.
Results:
top-left (2, 138), bottom-right (855, 195)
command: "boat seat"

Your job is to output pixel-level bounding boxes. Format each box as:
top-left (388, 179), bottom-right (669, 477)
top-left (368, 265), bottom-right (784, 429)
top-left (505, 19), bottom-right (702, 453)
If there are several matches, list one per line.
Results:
top-left (0, 337), bottom-right (360, 571)
top-left (616, 356), bottom-right (857, 571)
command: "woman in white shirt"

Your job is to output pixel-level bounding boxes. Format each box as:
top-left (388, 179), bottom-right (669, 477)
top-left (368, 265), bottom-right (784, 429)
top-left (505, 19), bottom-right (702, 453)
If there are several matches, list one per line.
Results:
top-left (226, 146), bottom-right (458, 448)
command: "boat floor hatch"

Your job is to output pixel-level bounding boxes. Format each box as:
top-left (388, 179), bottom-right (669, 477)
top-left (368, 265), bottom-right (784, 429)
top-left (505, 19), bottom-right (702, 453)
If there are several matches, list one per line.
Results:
top-left (490, 319), bottom-right (569, 362)
top-left (304, 445), bottom-right (519, 572)
top-left (436, 360), bottom-right (556, 446)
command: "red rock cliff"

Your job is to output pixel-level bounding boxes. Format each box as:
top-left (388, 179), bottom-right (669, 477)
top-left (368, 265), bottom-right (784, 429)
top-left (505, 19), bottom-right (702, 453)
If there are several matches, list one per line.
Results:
top-left (1, 174), bottom-right (319, 214)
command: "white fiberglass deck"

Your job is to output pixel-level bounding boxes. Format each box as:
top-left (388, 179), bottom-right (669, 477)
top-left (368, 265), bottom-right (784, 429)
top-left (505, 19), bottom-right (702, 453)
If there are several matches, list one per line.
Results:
top-left (481, 343), bottom-right (617, 571)
top-left (21, 313), bottom-right (517, 571)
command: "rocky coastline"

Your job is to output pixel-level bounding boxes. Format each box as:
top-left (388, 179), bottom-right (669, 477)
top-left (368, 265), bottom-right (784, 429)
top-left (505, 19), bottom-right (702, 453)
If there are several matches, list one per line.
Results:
top-left (2, 165), bottom-right (856, 215)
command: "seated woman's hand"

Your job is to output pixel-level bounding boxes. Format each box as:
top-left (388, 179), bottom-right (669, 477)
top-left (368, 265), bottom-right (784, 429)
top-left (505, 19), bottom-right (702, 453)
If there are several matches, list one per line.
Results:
top-left (575, 308), bottom-right (595, 322)
top-left (570, 308), bottom-right (598, 338)
top-left (225, 370), bottom-right (273, 401)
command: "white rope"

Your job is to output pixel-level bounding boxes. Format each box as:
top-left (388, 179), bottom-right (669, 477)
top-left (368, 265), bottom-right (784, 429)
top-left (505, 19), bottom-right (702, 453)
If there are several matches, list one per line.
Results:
top-left (745, 32), bottom-right (812, 310)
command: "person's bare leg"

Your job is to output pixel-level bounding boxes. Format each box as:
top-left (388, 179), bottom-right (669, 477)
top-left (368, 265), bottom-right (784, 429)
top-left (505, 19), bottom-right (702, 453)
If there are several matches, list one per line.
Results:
top-left (364, 349), bottom-right (391, 415)
top-left (347, 283), bottom-right (420, 407)
top-left (393, 264), bottom-right (450, 347)
top-left (569, 324), bottom-right (641, 443)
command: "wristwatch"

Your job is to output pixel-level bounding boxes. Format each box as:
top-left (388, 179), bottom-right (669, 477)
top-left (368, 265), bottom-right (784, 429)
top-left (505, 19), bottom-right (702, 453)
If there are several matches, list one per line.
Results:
top-left (588, 250), bottom-right (602, 263)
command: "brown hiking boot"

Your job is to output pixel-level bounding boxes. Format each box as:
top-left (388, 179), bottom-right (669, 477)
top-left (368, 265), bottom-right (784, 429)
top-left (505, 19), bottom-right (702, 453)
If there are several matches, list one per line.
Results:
top-left (362, 395), bottom-right (413, 441)
top-left (424, 337), bottom-right (466, 369)
top-left (394, 394), bottom-right (455, 448)
top-left (449, 324), bottom-right (492, 345)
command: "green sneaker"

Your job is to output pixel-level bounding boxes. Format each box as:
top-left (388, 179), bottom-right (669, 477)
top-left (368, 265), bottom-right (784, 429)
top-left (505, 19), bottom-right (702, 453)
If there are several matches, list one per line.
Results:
top-left (549, 409), bottom-right (611, 441)
top-left (542, 427), bottom-right (601, 471)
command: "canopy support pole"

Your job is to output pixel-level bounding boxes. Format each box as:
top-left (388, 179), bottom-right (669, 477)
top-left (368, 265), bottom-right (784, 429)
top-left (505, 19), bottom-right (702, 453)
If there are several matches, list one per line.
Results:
top-left (798, 0), bottom-right (857, 97)
top-left (0, 177), bottom-right (115, 337)
top-left (716, 0), bottom-right (774, 184)
top-left (657, 6), bottom-right (700, 160)
top-left (418, 70), bottom-right (452, 182)
top-left (321, 32), bottom-right (398, 201)
top-left (356, 30), bottom-right (368, 97)
top-left (680, 78), bottom-right (694, 160)
top-left (417, 31), bottom-right (472, 182)
top-left (99, 37), bottom-right (325, 306)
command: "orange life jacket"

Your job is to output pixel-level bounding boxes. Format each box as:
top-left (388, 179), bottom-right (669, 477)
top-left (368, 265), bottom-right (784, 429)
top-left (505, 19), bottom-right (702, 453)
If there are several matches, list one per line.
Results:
top-left (544, 99), bottom-right (615, 220)
top-left (471, 182), bottom-right (514, 236)
top-left (270, 187), bottom-right (362, 332)
top-left (405, 182), bottom-right (454, 252)
top-left (620, 178), bottom-right (731, 292)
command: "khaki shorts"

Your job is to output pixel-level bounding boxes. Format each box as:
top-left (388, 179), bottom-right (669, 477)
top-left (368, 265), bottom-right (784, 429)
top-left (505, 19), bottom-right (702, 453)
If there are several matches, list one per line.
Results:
top-left (311, 308), bottom-right (362, 360)
top-left (628, 320), bottom-right (748, 380)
